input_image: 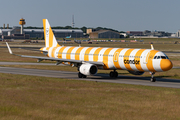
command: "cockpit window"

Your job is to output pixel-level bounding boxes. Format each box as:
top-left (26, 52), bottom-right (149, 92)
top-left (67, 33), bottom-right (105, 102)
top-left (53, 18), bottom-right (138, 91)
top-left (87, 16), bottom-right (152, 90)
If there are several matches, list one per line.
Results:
top-left (154, 55), bottom-right (169, 59)
top-left (165, 54), bottom-right (169, 59)
top-left (161, 56), bottom-right (166, 59)
top-left (157, 56), bottom-right (161, 59)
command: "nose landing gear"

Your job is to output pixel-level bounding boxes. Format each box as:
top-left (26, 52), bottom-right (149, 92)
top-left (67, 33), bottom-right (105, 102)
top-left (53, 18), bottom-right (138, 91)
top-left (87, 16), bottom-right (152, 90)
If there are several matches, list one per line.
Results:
top-left (150, 72), bottom-right (156, 82)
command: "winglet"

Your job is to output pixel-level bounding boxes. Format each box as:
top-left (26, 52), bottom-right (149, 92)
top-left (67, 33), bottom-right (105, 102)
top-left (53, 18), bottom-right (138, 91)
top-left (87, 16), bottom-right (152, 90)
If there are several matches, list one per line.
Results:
top-left (6, 42), bottom-right (13, 54)
top-left (151, 44), bottom-right (154, 50)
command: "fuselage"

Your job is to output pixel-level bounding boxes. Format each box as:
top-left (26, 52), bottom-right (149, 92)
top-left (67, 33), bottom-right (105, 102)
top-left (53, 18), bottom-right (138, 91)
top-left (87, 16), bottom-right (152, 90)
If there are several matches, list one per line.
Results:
top-left (41, 46), bottom-right (173, 72)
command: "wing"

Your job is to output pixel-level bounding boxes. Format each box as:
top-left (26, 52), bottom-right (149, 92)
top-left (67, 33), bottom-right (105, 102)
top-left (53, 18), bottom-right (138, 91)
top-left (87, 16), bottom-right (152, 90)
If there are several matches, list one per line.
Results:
top-left (6, 42), bottom-right (104, 66)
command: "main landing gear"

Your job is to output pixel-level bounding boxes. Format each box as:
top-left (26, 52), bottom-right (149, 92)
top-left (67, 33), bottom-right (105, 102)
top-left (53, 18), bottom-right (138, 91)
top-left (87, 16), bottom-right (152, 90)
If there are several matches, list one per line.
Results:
top-left (78, 72), bottom-right (87, 78)
top-left (150, 72), bottom-right (156, 82)
top-left (109, 70), bottom-right (118, 78)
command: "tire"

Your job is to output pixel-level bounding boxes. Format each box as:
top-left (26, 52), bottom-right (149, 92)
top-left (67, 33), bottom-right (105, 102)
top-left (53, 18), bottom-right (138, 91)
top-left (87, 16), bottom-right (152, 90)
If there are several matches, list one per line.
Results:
top-left (115, 72), bottom-right (118, 78)
top-left (82, 75), bottom-right (87, 78)
top-left (109, 71), bottom-right (118, 78)
top-left (109, 71), bottom-right (114, 78)
top-left (150, 78), bottom-right (156, 82)
top-left (78, 72), bottom-right (83, 78)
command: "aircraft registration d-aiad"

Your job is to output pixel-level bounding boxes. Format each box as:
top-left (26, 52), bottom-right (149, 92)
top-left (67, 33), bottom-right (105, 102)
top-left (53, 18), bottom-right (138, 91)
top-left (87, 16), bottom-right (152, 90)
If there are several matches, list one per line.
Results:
top-left (6, 19), bottom-right (173, 82)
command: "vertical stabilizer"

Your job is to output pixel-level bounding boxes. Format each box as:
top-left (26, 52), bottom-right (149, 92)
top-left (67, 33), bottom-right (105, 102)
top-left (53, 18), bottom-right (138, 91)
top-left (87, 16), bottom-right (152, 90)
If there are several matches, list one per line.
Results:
top-left (43, 19), bottom-right (60, 47)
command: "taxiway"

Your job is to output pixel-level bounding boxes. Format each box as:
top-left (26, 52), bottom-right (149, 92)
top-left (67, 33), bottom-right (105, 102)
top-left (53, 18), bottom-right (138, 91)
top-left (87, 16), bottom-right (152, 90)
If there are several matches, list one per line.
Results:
top-left (0, 62), bottom-right (180, 88)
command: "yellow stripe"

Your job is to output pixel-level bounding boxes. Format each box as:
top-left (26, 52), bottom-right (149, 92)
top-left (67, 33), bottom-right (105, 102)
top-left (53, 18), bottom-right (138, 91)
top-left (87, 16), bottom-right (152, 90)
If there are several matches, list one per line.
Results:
top-left (84, 47), bottom-right (93, 61)
top-left (75, 47), bottom-right (84, 60)
top-left (57, 47), bottom-right (67, 58)
top-left (103, 48), bottom-right (113, 69)
top-left (124, 49), bottom-right (134, 71)
top-left (48, 27), bottom-right (53, 47)
top-left (51, 47), bottom-right (58, 58)
top-left (146, 50), bottom-right (158, 72)
top-left (135, 49), bottom-right (145, 71)
top-left (113, 48), bottom-right (123, 69)
top-left (46, 47), bottom-right (50, 51)
top-left (93, 48), bottom-right (103, 62)
top-left (43, 19), bottom-right (46, 45)
top-left (66, 47), bottom-right (75, 59)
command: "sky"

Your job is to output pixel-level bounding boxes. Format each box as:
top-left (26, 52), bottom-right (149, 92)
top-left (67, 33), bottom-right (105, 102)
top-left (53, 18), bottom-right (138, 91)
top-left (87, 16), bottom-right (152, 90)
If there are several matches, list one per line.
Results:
top-left (0, 0), bottom-right (180, 33)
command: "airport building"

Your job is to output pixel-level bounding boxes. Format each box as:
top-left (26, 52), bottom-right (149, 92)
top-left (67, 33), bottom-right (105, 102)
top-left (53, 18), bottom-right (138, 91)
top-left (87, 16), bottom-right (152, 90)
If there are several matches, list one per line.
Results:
top-left (88, 30), bottom-right (120, 38)
top-left (126, 31), bottom-right (143, 36)
top-left (0, 27), bottom-right (83, 39)
top-left (176, 30), bottom-right (180, 38)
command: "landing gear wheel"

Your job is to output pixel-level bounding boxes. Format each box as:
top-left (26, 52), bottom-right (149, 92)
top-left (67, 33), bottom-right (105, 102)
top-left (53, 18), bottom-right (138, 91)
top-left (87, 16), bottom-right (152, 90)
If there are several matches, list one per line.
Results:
top-left (78, 72), bottom-right (83, 78)
top-left (110, 71), bottom-right (114, 78)
top-left (150, 78), bottom-right (156, 82)
top-left (82, 75), bottom-right (87, 78)
top-left (109, 70), bottom-right (118, 78)
top-left (114, 72), bottom-right (118, 78)
top-left (78, 72), bottom-right (87, 78)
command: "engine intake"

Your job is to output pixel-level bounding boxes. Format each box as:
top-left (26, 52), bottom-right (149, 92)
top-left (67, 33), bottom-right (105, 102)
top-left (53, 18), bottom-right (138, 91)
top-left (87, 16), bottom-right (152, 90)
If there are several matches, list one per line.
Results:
top-left (128, 71), bottom-right (144, 75)
top-left (79, 63), bottom-right (98, 76)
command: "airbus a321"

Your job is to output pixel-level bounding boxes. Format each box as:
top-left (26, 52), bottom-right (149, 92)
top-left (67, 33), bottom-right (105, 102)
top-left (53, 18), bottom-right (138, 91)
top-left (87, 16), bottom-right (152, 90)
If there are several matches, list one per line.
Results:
top-left (6, 19), bottom-right (173, 82)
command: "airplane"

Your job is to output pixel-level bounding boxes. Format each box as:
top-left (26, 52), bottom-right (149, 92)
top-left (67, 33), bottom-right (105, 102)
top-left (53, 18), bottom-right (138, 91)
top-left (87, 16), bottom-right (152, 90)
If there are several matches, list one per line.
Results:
top-left (66, 35), bottom-right (71, 38)
top-left (6, 19), bottom-right (173, 82)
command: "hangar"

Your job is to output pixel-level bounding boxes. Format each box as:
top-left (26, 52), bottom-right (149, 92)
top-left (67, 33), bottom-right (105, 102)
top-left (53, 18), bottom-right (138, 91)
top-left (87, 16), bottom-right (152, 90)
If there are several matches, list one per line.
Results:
top-left (89, 30), bottom-right (120, 38)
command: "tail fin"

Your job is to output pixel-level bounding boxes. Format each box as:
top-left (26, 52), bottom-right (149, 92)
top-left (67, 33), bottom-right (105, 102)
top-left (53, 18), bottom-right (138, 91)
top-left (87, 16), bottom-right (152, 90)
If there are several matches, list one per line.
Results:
top-left (43, 19), bottom-right (60, 47)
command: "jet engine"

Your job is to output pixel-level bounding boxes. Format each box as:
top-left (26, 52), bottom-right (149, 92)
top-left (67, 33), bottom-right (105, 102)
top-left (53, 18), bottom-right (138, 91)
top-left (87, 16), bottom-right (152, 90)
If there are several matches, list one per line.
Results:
top-left (128, 71), bottom-right (144, 75)
top-left (79, 63), bottom-right (98, 76)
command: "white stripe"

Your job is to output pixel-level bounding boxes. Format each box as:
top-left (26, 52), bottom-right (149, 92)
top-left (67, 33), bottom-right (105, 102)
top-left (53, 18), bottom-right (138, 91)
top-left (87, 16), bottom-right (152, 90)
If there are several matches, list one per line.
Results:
top-left (48, 47), bottom-right (54, 57)
top-left (71, 47), bottom-right (79, 60)
top-left (140, 50), bottom-right (151, 71)
top-left (108, 48), bottom-right (118, 69)
top-left (52, 36), bottom-right (57, 47)
top-left (89, 47), bottom-right (99, 61)
top-left (153, 52), bottom-right (163, 72)
top-left (98, 48), bottom-right (108, 62)
top-left (119, 48), bottom-right (129, 70)
top-left (129, 49), bottom-right (140, 71)
top-left (62, 47), bottom-right (71, 59)
top-left (79, 47), bottom-right (89, 61)
top-left (55, 47), bottom-right (62, 58)
top-left (46, 20), bottom-right (50, 47)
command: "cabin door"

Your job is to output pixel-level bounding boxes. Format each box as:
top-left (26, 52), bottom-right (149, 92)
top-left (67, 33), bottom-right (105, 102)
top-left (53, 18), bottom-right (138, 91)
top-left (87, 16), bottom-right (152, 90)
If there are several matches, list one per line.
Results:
top-left (114, 52), bottom-right (119, 62)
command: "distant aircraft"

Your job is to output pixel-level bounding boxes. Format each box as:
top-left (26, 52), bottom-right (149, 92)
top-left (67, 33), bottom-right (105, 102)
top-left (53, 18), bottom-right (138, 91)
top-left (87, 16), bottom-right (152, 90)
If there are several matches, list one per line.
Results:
top-left (6, 19), bottom-right (173, 82)
top-left (66, 35), bottom-right (71, 38)
top-left (74, 39), bottom-right (81, 44)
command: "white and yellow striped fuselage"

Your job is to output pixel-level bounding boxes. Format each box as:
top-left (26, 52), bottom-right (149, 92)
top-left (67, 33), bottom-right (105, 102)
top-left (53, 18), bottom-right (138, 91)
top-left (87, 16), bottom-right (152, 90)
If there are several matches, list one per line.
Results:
top-left (42, 46), bottom-right (173, 73)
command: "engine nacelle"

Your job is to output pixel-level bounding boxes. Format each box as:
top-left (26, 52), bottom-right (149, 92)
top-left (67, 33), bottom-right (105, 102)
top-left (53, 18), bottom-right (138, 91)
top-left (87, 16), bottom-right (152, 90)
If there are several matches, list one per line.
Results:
top-left (128, 71), bottom-right (144, 75)
top-left (79, 63), bottom-right (98, 76)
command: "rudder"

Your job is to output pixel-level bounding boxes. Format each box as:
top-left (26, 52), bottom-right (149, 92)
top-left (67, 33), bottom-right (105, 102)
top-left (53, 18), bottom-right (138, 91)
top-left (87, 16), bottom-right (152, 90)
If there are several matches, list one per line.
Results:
top-left (43, 19), bottom-right (60, 47)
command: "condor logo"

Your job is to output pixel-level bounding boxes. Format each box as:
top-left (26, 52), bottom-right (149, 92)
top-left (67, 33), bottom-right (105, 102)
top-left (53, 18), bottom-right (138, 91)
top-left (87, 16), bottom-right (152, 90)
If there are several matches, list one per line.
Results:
top-left (124, 59), bottom-right (140, 65)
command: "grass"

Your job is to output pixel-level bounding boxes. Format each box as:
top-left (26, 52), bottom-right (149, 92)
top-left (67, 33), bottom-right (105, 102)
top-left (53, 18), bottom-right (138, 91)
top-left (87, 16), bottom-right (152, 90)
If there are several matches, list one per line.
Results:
top-left (0, 73), bottom-right (180, 120)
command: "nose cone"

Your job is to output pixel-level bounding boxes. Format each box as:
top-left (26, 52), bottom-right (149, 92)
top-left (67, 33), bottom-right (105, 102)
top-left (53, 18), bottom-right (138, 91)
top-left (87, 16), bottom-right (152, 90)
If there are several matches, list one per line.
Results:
top-left (160, 59), bottom-right (173, 71)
